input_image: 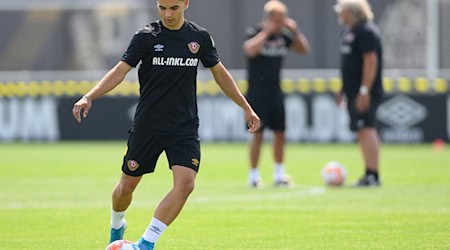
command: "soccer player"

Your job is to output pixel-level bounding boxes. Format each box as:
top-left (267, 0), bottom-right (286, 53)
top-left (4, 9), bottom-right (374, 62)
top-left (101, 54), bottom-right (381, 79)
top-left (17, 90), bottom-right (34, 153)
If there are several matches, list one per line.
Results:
top-left (72, 0), bottom-right (260, 249)
top-left (243, 0), bottom-right (309, 188)
top-left (334, 0), bottom-right (383, 187)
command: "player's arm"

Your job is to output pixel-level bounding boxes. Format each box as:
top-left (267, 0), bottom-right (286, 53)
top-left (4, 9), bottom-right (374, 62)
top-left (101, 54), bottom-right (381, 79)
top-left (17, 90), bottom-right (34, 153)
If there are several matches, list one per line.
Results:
top-left (355, 51), bottom-right (377, 113)
top-left (243, 21), bottom-right (277, 58)
top-left (210, 62), bottom-right (260, 133)
top-left (243, 30), bottom-right (269, 58)
top-left (72, 61), bottom-right (132, 123)
top-left (284, 18), bottom-right (310, 54)
top-left (361, 52), bottom-right (377, 91)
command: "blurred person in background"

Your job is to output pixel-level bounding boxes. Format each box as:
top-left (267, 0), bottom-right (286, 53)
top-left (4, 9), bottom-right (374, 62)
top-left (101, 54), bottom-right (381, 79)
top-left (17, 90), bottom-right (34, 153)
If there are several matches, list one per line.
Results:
top-left (243, 0), bottom-right (310, 189)
top-left (72, 0), bottom-right (260, 249)
top-left (334, 0), bottom-right (383, 187)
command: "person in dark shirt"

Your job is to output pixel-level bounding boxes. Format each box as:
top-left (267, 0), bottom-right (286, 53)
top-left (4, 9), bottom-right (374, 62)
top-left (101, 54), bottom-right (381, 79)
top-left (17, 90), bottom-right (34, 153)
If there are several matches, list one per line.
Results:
top-left (334, 0), bottom-right (383, 187)
top-left (243, 0), bottom-right (309, 188)
top-left (72, 0), bottom-right (260, 249)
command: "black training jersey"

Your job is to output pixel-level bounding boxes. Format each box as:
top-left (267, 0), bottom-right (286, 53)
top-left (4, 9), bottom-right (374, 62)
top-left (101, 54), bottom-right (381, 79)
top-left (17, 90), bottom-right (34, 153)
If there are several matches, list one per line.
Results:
top-left (245, 24), bottom-right (293, 100)
top-left (121, 20), bottom-right (220, 135)
top-left (340, 21), bottom-right (383, 99)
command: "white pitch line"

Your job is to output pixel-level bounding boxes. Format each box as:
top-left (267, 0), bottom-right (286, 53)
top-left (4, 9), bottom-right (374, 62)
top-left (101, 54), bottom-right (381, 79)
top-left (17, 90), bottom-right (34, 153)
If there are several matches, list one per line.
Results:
top-left (0, 187), bottom-right (325, 209)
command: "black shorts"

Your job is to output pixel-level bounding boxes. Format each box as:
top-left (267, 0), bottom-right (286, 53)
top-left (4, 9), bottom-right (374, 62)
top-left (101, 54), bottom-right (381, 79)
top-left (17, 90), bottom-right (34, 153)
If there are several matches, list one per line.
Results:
top-left (247, 97), bottom-right (285, 131)
top-left (347, 96), bottom-right (381, 132)
top-left (122, 133), bottom-right (201, 176)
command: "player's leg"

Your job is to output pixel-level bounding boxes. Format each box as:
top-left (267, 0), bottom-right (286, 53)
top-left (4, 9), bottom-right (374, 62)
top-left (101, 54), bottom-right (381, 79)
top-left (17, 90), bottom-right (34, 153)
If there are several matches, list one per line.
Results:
top-left (356, 127), bottom-right (381, 186)
top-left (110, 133), bottom-right (162, 243)
top-left (349, 97), bottom-right (381, 187)
top-left (247, 98), bottom-right (264, 188)
top-left (154, 166), bottom-right (196, 223)
top-left (273, 130), bottom-right (285, 165)
top-left (112, 173), bottom-right (142, 212)
top-left (109, 173), bottom-right (142, 243)
top-left (273, 130), bottom-right (286, 182)
top-left (358, 128), bottom-right (380, 172)
top-left (269, 98), bottom-right (292, 187)
top-left (137, 136), bottom-right (199, 249)
top-left (249, 130), bottom-right (264, 188)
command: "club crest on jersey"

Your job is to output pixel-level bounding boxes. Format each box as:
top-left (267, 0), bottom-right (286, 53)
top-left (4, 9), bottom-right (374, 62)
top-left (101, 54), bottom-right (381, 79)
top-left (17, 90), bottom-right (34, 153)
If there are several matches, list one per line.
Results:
top-left (188, 42), bottom-right (200, 54)
top-left (127, 160), bottom-right (140, 171)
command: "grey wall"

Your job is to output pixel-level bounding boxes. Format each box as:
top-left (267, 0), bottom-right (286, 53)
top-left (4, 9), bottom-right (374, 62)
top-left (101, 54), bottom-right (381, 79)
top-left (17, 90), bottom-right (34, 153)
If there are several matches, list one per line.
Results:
top-left (185, 0), bottom-right (395, 69)
top-left (0, 0), bottom-right (425, 71)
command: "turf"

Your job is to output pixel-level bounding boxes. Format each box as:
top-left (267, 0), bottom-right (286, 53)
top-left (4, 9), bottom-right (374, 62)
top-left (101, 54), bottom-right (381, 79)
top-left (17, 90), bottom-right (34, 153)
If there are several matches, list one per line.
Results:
top-left (0, 142), bottom-right (449, 249)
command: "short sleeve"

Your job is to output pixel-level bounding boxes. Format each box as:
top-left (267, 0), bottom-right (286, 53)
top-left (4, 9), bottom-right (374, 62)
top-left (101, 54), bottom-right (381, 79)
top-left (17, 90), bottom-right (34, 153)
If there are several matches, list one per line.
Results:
top-left (244, 25), bottom-right (259, 41)
top-left (357, 29), bottom-right (377, 54)
top-left (121, 32), bottom-right (153, 67)
top-left (282, 28), bottom-right (294, 48)
top-left (200, 31), bottom-right (220, 68)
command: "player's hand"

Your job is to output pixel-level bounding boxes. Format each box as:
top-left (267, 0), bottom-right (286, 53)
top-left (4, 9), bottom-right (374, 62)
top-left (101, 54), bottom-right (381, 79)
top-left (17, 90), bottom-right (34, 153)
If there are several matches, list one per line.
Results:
top-left (335, 91), bottom-right (346, 108)
top-left (284, 17), bottom-right (298, 34)
top-left (72, 96), bottom-right (93, 123)
top-left (263, 19), bottom-right (277, 35)
top-left (245, 108), bottom-right (260, 133)
top-left (356, 94), bottom-right (371, 113)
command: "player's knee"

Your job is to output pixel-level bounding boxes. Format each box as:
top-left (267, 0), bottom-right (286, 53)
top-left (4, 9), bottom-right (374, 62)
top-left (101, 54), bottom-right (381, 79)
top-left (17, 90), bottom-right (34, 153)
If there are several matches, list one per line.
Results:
top-left (116, 181), bottom-right (137, 196)
top-left (174, 179), bottom-right (195, 198)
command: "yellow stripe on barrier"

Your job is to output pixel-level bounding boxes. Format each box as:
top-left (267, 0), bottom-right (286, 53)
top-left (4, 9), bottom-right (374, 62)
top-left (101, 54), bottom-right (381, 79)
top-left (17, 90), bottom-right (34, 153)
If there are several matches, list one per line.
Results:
top-left (398, 77), bottom-right (412, 93)
top-left (313, 78), bottom-right (327, 93)
top-left (383, 77), bottom-right (394, 93)
top-left (297, 78), bottom-right (310, 94)
top-left (281, 79), bottom-right (295, 94)
top-left (237, 80), bottom-right (248, 94)
top-left (0, 78), bottom-right (449, 97)
top-left (414, 78), bottom-right (429, 93)
top-left (434, 78), bottom-right (448, 93)
top-left (329, 77), bottom-right (342, 93)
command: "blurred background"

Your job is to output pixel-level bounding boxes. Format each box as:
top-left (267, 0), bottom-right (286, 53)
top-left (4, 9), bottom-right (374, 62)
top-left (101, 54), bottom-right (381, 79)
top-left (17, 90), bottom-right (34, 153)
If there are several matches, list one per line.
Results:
top-left (0, 0), bottom-right (449, 143)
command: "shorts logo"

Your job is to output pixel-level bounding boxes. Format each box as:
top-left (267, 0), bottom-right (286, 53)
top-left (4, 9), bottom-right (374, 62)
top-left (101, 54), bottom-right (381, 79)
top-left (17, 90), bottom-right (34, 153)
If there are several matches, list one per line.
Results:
top-left (188, 42), bottom-right (200, 54)
top-left (127, 160), bottom-right (140, 171)
top-left (191, 158), bottom-right (200, 167)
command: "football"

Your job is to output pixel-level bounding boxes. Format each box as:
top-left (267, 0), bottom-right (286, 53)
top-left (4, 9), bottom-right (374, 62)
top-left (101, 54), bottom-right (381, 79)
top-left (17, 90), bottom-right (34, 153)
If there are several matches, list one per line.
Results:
top-left (321, 161), bottom-right (347, 186)
top-left (106, 240), bottom-right (140, 250)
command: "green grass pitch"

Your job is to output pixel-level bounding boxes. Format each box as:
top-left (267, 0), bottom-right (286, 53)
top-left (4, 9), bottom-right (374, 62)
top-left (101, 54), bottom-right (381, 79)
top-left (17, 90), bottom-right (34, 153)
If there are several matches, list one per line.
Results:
top-left (0, 142), bottom-right (449, 249)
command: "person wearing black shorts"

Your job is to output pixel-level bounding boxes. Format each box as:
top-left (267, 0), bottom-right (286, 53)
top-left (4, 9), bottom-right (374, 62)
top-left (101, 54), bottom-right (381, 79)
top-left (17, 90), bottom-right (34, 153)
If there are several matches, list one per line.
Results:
top-left (243, 0), bottom-right (309, 188)
top-left (334, 0), bottom-right (383, 187)
top-left (72, 0), bottom-right (260, 249)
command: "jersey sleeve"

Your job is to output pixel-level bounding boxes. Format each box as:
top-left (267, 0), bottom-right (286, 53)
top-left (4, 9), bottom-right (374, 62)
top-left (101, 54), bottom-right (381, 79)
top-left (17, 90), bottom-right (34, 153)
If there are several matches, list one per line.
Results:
top-left (244, 25), bottom-right (259, 41)
top-left (200, 30), bottom-right (220, 68)
top-left (357, 29), bottom-right (377, 54)
top-left (121, 32), bottom-right (153, 67)
top-left (282, 28), bottom-right (294, 48)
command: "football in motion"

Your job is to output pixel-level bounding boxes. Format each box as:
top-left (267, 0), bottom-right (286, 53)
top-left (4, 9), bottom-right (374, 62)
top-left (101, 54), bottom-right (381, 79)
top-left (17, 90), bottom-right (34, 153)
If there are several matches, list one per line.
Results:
top-left (321, 161), bottom-right (347, 186)
top-left (106, 240), bottom-right (140, 250)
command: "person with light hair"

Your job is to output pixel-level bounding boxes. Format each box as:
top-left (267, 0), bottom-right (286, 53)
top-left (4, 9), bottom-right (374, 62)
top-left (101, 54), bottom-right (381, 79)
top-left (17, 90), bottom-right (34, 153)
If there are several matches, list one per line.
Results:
top-left (243, 0), bottom-right (310, 188)
top-left (334, 0), bottom-right (374, 23)
top-left (334, 0), bottom-right (383, 187)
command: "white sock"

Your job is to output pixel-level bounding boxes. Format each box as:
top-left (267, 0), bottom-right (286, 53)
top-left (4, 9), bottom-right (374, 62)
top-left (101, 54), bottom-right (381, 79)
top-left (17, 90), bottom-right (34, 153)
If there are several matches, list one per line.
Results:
top-left (249, 168), bottom-right (260, 183)
top-left (274, 163), bottom-right (285, 181)
top-left (142, 217), bottom-right (168, 243)
top-left (111, 209), bottom-right (126, 229)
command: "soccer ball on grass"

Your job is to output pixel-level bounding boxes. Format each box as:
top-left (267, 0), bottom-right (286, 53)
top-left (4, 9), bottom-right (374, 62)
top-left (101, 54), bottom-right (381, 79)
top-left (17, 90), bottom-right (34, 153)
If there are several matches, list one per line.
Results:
top-left (321, 161), bottom-right (347, 186)
top-left (106, 240), bottom-right (140, 250)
